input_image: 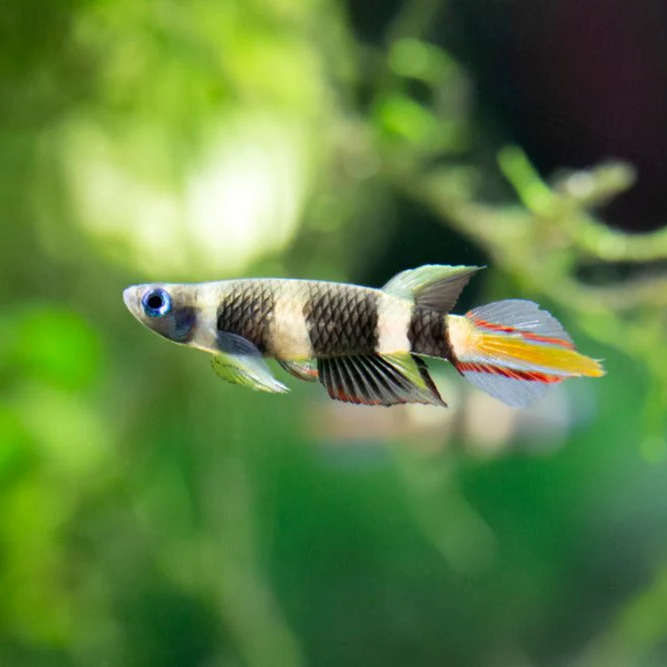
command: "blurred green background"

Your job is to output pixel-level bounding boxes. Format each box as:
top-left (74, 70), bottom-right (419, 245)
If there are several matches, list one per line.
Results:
top-left (3, 1), bottom-right (667, 666)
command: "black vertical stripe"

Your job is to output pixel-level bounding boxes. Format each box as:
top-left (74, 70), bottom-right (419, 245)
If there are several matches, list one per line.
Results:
top-left (407, 305), bottom-right (451, 358)
top-left (216, 281), bottom-right (275, 353)
top-left (304, 284), bottom-right (379, 356)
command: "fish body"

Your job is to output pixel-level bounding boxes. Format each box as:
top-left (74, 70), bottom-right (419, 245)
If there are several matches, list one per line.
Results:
top-left (123, 266), bottom-right (604, 407)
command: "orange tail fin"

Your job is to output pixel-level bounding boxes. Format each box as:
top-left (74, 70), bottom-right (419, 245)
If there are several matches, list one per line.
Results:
top-left (448, 300), bottom-right (604, 408)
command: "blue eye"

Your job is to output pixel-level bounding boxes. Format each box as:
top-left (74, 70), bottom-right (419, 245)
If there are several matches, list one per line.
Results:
top-left (142, 288), bottom-right (172, 318)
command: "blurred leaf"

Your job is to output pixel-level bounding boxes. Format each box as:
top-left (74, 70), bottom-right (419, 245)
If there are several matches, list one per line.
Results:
top-left (375, 94), bottom-right (440, 143)
top-left (0, 408), bottom-right (33, 487)
top-left (388, 38), bottom-right (457, 83)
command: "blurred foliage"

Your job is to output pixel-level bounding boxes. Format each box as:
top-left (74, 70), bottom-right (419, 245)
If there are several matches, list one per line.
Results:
top-left (1, 1), bottom-right (667, 666)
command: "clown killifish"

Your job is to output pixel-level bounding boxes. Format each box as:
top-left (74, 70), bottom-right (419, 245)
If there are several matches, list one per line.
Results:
top-left (123, 265), bottom-right (604, 407)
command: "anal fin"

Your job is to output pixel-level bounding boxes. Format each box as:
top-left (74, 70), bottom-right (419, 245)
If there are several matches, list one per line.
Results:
top-left (412, 355), bottom-right (446, 406)
top-left (317, 353), bottom-right (446, 407)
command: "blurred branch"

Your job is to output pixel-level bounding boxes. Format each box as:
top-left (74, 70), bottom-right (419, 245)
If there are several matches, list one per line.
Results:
top-left (498, 147), bottom-right (667, 264)
top-left (387, 155), bottom-right (667, 455)
top-left (391, 158), bottom-right (667, 310)
top-left (367, 33), bottom-right (667, 455)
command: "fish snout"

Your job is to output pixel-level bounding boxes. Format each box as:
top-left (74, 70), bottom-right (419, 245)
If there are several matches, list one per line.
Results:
top-left (123, 286), bottom-right (142, 319)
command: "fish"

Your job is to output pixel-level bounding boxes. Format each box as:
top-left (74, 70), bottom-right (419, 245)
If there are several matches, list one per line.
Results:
top-left (123, 265), bottom-right (604, 408)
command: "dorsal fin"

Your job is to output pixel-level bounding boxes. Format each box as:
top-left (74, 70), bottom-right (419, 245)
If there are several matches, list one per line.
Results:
top-left (382, 265), bottom-right (483, 313)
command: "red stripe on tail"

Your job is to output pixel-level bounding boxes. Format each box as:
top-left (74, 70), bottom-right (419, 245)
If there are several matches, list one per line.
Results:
top-left (455, 362), bottom-right (564, 385)
top-left (468, 315), bottom-right (575, 349)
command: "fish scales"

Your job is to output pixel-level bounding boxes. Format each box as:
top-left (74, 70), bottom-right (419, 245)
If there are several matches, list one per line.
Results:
top-left (216, 280), bottom-right (276, 354)
top-left (408, 305), bottom-right (451, 359)
top-left (302, 282), bottom-right (380, 357)
top-left (216, 279), bottom-right (448, 359)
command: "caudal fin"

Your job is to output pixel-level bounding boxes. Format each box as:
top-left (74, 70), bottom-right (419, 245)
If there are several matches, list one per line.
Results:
top-left (447, 300), bottom-right (604, 408)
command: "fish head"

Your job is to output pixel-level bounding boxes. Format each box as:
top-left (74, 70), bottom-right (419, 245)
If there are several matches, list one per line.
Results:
top-left (123, 283), bottom-right (197, 344)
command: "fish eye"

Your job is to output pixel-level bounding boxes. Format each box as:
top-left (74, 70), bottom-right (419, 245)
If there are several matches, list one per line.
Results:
top-left (142, 288), bottom-right (172, 318)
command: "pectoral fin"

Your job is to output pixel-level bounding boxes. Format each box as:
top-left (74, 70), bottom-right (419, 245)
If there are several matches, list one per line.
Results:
top-left (212, 332), bottom-right (288, 394)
